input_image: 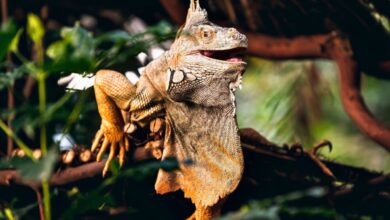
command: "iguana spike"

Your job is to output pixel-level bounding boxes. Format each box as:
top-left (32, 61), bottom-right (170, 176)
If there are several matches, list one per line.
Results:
top-left (189, 0), bottom-right (200, 11)
top-left (195, 0), bottom-right (201, 10)
top-left (189, 0), bottom-right (195, 11)
top-left (184, 0), bottom-right (208, 28)
top-left (189, 0), bottom-right (202, 12)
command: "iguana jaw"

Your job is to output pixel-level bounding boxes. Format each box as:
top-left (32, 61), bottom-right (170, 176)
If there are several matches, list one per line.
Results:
top-left (196, 47), bottom-right (246, 64)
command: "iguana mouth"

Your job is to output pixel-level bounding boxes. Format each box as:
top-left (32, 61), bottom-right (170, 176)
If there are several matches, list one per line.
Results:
top-left (199, 47), bottom-right (246, 63)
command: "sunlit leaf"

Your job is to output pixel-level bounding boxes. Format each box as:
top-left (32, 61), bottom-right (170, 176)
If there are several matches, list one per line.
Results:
top-left (9, 29), bottom-right (23, 53)
top-left (47, 23), bottom-right (95, 72)
top-left (27, 13), bottom-right (45, 45)
top-left (46, 41), bottom-right (67, 60)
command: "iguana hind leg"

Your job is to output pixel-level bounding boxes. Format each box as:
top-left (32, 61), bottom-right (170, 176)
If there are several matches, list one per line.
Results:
top-left (92, 70), bottom-right (135, 175)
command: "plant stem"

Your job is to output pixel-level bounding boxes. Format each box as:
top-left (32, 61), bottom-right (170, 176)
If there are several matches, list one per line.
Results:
top-left (38, 72), bottom-right (47, 155)
top-left (36, 37), bottom-right (50, 220)
top-left (42, 179), bottom-right (50, 220)
top-left (38, 72), bottom-right (50, 220)
top-left (38, 73), bottom-right (50, 220)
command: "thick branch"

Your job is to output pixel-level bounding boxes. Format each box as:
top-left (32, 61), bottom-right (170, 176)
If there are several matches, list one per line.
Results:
top-left (0, 129), bottom-right (383, 189)
top-left (0, 128), bottom-right (387, 216)
top-left (326, 38), bottom-right (390, 152)
top-left (0, 148), bottom-right (153, 188)
top-left (0, 161), bottom-right (105, 189)
top-left (245, 32), bottom-right (331, 59)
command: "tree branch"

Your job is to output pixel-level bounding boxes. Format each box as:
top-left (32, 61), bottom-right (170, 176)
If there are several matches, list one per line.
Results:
top-left (0, 129), bottom-right (388, 216)
top-left (245, 32), bottom-right (331, 59)
top-left (0, 147), bottom-right (154, 188)
top-left (0, 161), bottom-right (105, 188)
top-left (325, 37), bottom-right (390, 152)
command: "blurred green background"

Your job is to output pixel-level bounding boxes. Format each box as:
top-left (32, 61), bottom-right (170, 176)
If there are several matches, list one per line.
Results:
top-left (237, 59), bottom-right (390, 172)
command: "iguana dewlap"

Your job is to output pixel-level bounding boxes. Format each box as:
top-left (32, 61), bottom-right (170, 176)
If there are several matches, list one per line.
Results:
top-left (91, 1), bottom-right (247, 219)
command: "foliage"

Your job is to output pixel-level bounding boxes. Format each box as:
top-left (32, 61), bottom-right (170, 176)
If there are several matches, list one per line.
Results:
top-left (0, 147), bottom-right (57, 181)
top-left (220, 187), bottom-right (338, 220)
top-left (237, 60), bottom-right (327, 146)
top-left (0, 14), bottom-right (176, 220)
top-left (0, 20), bottom-right (17, 61)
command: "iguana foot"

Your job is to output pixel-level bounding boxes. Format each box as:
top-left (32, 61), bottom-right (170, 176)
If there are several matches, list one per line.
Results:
top-left (91, 123), bottom-right (130, 176)
top-left (290, 140), bottom-right (335, 180)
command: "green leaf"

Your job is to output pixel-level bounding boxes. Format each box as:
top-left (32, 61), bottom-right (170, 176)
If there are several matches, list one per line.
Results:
top-left (46, 24), bottom-right (95, 72)
top-left (11, 148), bottom-right (58, 181)
top-left (0, 20), bottom-right (18, 61)
top-left (27, 13), bottom-right (45, 45)
top-left (11, 202), bottom-right (37, 220)
top-left (60, 24), bottom-right (94, 59)
top-left (46, 41), bottom-right (67, 59)
top-left (0, 64), bottom-right (32, 90)
top-left (0, 156), bottom-right (30, 170)
top-left (114, 157), bottom-right (180, 183)
top-left (10, 28), bottom-right (24, 53)
top-left (95, 30), bottom-right (132, 45)
top-left (61, 191), bottom-right (114, 220)
top-left (148, 21), bottom-right (175, 40)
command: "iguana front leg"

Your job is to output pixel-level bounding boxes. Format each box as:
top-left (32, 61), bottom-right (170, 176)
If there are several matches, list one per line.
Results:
top-left (92, 70), bottom-right (135, 175)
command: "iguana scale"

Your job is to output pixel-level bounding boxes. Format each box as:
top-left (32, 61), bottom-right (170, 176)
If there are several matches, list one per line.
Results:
top-left (91, 1), bottom-right (247, 219)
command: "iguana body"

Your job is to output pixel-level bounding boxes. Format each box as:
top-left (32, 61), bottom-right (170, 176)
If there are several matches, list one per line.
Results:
top-left (91, 1), bottom-right (247, 219)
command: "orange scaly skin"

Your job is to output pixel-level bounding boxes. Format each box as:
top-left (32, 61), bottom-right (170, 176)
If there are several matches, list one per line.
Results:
top-left (91, 1), bottom-right (248, 219)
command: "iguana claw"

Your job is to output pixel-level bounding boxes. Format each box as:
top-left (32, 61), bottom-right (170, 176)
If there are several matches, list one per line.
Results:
top-left (91, 129), bottom-right (130, 176)
top-left (288, 141), bottom-right (336, 180)
top-left (312, 139), bottom-right (332, 155)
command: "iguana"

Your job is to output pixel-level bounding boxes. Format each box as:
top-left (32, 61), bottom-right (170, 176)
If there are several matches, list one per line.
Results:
top-left (91, 0), bottom-right (247, 219)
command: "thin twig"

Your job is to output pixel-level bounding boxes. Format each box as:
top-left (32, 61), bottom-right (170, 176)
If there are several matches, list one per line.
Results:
top-left (35, 189), bottom-right (46, 220)
top-left (1, 0), bottom-right (14, 157)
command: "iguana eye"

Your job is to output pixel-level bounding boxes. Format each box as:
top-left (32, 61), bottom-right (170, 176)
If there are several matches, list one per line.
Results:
top-left (199, 26), bottom-right (214, 43)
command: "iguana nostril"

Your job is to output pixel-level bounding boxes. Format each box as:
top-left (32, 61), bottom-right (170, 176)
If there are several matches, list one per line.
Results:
top-left (228, 29), bottom-right (242, 41)
top-left (228, 28), bottom-right (236, 33)
top-left (228, 28), bottom-right (237, 37)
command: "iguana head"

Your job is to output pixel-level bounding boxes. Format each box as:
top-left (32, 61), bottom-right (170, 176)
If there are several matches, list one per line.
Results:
top-left (165, 0), bottom-right (248, 107)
